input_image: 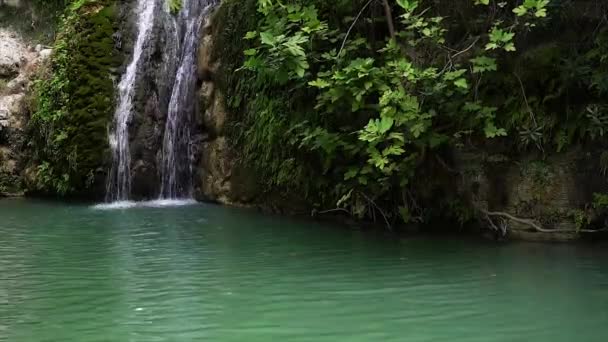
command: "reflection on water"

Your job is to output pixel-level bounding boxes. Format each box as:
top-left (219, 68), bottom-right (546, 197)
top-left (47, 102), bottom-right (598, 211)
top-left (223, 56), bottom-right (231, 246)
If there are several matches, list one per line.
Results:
top-left (1, 198), bottom-right (608, 341)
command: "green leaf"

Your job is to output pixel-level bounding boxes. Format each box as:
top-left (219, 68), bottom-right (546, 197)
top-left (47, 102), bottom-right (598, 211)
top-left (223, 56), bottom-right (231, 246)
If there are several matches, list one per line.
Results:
top-left (295, 67), bottom-right (305, 77)
top-left (471, 56), bottom-right (497, 73)
top-left (484, 122), bottom-right (508, 138)
top-left (383, 145), bottom-right (405, 157)
top-left (378, 117), bottom-right (395, 134)
top-left (504, 43), bottom-right (516, 52)
top-left (399, 206), bottom-right (412, 223)
top-left (444, 69), bottom-right (466, 81)
top-left (410, 122), bottom-right (427, 138)
top-left (454, 78), bottom-right (468, 89)
top-left (396, 0), bottom-right (419, 11)
top-left (513, 6), bottom-right (527, 16)
top-left (389, 132), bottom-right (405, 143)
top-left (244, 31), bottom-right (258, 40)
top-left (344, 168), bottom-right (358, 180)
top-left (260, 31), bottom-right (276, 46)
top-left (308, 78), bottom-right (330, 88)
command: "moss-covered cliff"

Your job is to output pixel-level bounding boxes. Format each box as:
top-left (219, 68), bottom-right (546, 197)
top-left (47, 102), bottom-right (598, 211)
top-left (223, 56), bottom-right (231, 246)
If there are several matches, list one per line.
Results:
top-left (25, 0), bottom-right (122, 197)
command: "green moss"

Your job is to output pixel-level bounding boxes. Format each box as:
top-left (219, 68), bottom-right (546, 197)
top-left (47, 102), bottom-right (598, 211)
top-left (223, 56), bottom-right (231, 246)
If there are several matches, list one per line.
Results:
top-left (26, 0), bottom-right (122, 196)
top-left (210, 0), bottom-right (258, 104)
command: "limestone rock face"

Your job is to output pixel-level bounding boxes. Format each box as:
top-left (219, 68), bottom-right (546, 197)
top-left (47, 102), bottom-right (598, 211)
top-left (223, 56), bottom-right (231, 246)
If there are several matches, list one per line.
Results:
top-left (0, 30), bottom-right (26, 78)
top-left (130, 93), bottom-right (163, 200)
top-left (202, 88), bottom-right (226, 138)
top-left (455, 148), bottom-right (608, 241)
top-left (1, 0), bottom-right (23, 8)
top-left (0, 28), bottom-right (51, 196)
top-left (194, 14), bottom-right (259, 206)
top-left (0, 93), bottom-right (25, 130)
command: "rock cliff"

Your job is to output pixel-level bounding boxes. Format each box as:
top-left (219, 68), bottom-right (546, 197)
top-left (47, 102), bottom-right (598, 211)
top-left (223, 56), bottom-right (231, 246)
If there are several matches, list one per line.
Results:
top-left (194, 17), bottom-right (260, 206)
top-left (0, 28), bottom-right (51, 196)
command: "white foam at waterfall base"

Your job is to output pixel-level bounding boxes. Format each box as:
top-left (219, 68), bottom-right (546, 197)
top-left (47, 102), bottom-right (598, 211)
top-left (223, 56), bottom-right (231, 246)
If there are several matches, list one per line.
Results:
top-left (92, 199), bottom-right (198, 210)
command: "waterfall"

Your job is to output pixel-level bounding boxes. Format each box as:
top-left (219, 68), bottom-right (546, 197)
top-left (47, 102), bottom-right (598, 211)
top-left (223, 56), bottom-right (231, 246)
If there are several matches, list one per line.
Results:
top-left (159, 0), bottom-right (217, 199)
top-left (105, 0), bottom-right (216, 203)
top-left (106, 0), bottom-right (158, 202)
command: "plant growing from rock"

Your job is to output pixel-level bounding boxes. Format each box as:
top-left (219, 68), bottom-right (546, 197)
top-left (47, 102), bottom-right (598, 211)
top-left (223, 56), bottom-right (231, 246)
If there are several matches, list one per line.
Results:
top-left (168, 0), bottom-right (182, 14)
top-left (241, 0), bottom-right (553, 227)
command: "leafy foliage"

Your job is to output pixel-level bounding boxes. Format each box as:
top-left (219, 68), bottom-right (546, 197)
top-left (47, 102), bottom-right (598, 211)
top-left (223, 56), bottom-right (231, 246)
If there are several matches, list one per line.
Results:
top-left (214, 0), bottom-right (608, 228)
top-left (231, 0), bottom-right (552, 223)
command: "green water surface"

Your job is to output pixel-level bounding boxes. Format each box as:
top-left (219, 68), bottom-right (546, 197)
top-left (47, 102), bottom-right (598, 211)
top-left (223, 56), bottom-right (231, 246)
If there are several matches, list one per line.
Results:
top-left (1, 199), bottom-right (608, 341)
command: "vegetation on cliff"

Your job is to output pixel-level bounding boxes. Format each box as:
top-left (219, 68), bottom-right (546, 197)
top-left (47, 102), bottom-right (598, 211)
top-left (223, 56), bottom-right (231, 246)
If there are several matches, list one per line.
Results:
top-left (26, 0), bottom-right (121, 196)
top-left (214, 0), bottom-right (608, 232)
top-left (0, 0), bottom-right (69, 43)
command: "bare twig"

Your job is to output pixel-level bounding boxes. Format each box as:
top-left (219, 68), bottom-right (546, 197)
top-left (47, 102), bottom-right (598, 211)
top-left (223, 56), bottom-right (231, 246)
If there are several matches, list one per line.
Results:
top-left (360, 192), bottom-right (392, 230)
top-left (316, 208), bottom-right (351, 215)
top-left (450, 37), bottom-right (480, 60)
top-left (440, 37), bottom-right (480, 75)
top-left (514, 72), bottom-right (537, 127)
top-left (381, 0), bottom-right (396, 40)
top-left (484, 213), bottom-right (504, 235)
top-left (338, 0), bottom-right (375, 58)
top-left (435, 155), bottom-right (459, 174)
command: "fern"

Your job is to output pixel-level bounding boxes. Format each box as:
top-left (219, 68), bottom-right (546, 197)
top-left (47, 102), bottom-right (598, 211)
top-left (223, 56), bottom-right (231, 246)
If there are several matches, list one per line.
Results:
top-left (168, 0), bottom-right (182, 14)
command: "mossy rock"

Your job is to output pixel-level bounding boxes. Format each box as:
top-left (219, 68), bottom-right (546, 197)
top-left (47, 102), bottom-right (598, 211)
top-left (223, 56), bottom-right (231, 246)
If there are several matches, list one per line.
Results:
top-left (25, 0), bottom-right (123, 197)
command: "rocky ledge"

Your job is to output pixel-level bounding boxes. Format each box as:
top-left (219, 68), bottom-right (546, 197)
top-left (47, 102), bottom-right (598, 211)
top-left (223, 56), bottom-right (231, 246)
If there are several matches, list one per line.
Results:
top-left (0, 28), bottom-right (51, 196)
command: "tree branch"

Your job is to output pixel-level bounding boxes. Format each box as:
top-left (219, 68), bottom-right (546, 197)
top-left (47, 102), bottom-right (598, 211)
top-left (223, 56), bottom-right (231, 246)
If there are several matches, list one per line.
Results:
top-left (316, 208), bottom-right (351, 215)
top-left (360, 192), bottom-right (392, 230)
top-left (338, 0), bottom-right (375, 58)
top-left (381, 0), bottom-right (396, 40)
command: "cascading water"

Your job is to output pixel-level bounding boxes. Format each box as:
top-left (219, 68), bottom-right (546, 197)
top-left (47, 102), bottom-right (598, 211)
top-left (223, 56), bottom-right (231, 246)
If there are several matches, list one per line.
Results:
top-left (159, 0), bottom-right (217, 199)
top-left (106, 0), bottom-right (158, 202)
top-left (105, 0), bottom-right (216, 204)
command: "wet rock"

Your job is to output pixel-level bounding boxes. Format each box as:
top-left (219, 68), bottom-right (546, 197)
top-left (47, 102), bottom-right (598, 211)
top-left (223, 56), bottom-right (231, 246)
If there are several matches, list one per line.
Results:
top-left (454, 147), bottom-right (608, 241)
top-left (0, 29), bottom-right (26, 78)
top-left (2, 0), bottom-right (23, 8)
top-left (196, 136), bottom-right (260, 205)
top-left (39, 49), bottom-right (52, 60)
top-left (193, 10), bottom-right (260, 206)
top-left (5, 73), bottom-right (28, 94)
top-left (0, 94), bottom-right (26, 130)
top-left (129, 90), bottom-right (165, 199)
top-left (0, 28), bottom-right (49, 196)
top-left (197, 20), bottom-right (217, 82)
top-left (202, 88), bottom-right (226, 138)
top-left (131, 159), bottom-right (157, 200)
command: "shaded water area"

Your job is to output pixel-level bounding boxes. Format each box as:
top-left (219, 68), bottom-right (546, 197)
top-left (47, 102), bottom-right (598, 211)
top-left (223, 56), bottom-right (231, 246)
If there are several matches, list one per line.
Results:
top-left (1, 199), bottom-right (608, 341)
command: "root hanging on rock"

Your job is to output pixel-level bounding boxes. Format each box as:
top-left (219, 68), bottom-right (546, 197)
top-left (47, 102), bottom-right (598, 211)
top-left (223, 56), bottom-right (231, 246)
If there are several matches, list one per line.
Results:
top-left (479, 208), bottom-right (608, 234)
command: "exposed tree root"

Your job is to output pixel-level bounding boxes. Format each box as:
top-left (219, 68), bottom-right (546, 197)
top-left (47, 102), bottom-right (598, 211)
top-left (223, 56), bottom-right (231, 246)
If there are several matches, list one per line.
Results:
top-left (479, 208), bottom-right (608, 234)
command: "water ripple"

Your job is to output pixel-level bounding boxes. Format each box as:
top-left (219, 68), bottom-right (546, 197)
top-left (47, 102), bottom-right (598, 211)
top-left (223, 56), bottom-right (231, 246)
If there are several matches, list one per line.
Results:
top-left (1, 200), bottom-right (608, 341)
